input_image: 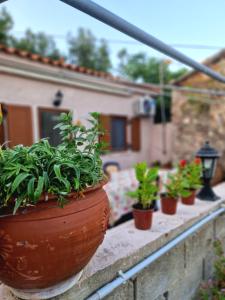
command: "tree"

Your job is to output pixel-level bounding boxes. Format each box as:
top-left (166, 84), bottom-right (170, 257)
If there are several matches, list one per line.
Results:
top-left (118, 49), bottom-right (187, 123)
top-left (0, 7), bottom-right (13, 46)
top-left (117, 48), bottom-right (187, 84)
top-left (95, 39), bottom-right (111, 73)
top-left (68, 28), bottom-right (111, 72)
top-left (11, 29), bottom-right (62, 60)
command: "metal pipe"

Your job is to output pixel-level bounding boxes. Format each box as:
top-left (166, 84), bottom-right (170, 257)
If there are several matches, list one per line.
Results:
top-left (60, 0), bottom-right (225, 84)
top-left (86, 206), bottom-right (225, 300)
top-left (154, 84), bottom-right (225, 97)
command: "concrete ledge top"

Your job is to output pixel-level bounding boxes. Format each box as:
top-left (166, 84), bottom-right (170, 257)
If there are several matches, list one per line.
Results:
top-left (82, 183), bottom-right (225, 276)
top-left (1, 183), bottom-right (225, 299)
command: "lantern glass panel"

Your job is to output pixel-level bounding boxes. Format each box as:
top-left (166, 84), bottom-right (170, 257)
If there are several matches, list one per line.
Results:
top-left (204, 158), bottom-right (213, 169)
top-left (203, 158), bottom-right (214, 179)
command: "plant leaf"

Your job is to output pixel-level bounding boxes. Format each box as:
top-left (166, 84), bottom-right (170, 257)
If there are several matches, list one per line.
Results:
top-left (12, 173), bottom-right (30, 194)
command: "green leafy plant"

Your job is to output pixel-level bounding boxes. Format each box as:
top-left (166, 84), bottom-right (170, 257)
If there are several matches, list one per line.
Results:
top-left (199, 240), bottom-right (225, 300)
top-left (164, 171), bottom-right (190, 199)
top-left (0, 112), bottom-right (105, 214)
top-left (179, 158), bottom-right (202, 191)
top-left (127, 162), bottom-right (158, 209)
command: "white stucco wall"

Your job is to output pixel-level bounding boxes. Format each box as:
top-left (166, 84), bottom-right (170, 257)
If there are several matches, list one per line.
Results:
top-left (0, 58), bottom-right (173, 169)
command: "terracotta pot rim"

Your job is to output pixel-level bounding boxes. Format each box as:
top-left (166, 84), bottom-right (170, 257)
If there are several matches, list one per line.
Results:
top-left (132, 205), bottom-right (154, 212)
top-left (160, 194), bottom-right (178, 201)
top-left (1, 179), bottom-right (108, 220)
top-left (39, 178), bottom-right (108, 201)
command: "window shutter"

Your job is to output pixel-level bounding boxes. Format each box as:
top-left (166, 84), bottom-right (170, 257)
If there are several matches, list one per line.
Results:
top-left (5, 104), bottom-right (33, 147)
top-left (131, 117), bottom-right (141, 151)
top-left (99, 114), bottom-right (111, 151)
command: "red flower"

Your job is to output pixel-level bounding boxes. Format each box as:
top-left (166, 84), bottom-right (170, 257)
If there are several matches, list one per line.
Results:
top-left (194, 157), bottom-right (201, 165)
top-left (179, 159), bottom-right (187, 168)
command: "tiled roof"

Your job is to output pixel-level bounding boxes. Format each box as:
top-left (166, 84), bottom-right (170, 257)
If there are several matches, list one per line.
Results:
top-left (173, 48), bottom-right (225, 85)
top-left (0, 44), bottom-right (160, 93)
top-left (0, 44), bottom-right (115, 80)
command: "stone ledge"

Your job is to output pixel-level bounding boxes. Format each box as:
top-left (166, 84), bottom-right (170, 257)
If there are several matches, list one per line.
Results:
top-left (1, 183), bottom-right (225, 300)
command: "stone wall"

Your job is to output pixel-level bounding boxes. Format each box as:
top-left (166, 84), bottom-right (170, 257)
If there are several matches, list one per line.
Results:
top-left (1, 183), bottom-right (225, 300)
top-left (172, 58), bottom-right (225, 180)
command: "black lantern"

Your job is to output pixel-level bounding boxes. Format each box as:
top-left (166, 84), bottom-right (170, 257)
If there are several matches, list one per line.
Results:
top-left (53, 90), bottom-right (63, 107)
top-left (196, 141), bottom-right (220, 201)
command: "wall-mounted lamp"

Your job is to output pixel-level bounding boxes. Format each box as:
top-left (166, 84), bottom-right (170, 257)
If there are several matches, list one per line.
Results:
top-left (53, 90), bottom-right (63, 107)
top-left (196, 141), bottom-right (220, 201)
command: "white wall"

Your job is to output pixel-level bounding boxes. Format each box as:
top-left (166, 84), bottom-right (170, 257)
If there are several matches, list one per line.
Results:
top-left (0, 71), bottom-right (173, 169)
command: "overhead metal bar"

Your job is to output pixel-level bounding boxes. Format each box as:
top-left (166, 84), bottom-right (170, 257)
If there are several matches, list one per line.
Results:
top-left (60, 0), bottom-right (225, 84)
top-left (0, 0), bottom-right (8, 3)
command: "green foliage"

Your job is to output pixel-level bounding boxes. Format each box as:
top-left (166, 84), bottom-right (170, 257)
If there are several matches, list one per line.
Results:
top-left (165, 171), bottom-right (190, 199)
top-left (0, 7), bottom-right (13, 45)
top-left (10, 29), bottom-right (62, 60)
top-left (199, 240), bottom-right (225, 299)
top-left (68, 28), bottom-right (111, 72)
top-left (117, 49), bottom-right (187, 84)
top-left (0, 112), bottom-right (104, 214)
top-left (127, 162), bottom-right (158, 209)
top-left (179, 159), bottom-right (202, 191)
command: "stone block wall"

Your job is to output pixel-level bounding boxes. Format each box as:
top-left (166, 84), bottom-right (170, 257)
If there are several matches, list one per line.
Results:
top-left (171, 57), bottom-right (225, 180)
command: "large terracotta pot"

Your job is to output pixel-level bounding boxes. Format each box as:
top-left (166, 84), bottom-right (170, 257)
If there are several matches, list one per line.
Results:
top-left (160, 194), bottom-right (178, 215)
top-left (181, 190), bottom-right (196, 205)
top-left (133, 205), bottom-right (153, 230)
top-left (0, 181), bottom-right (109, 290)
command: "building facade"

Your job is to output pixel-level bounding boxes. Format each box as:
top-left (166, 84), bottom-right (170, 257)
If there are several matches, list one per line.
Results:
top-left (0, 45), bottom-right (173, 169)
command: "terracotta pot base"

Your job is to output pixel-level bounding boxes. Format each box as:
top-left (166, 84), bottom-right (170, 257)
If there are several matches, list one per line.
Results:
top-left (181, 190), bottom-right (196, 205)
top-left (133, 206), bottom-right (153, 230)
top-left (160, 195), bottom-right (178, 215)
top-left (8, 270), bottom-right (83, 300)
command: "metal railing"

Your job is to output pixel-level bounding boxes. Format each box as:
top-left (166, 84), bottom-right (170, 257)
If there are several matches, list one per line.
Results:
top-left (86, 206), bottom-right (225, 300)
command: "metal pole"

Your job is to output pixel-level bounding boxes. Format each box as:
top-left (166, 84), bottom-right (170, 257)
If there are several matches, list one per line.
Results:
top-left (159, 61), bottom-right (167, 155)
top-left (60, 0), bottom-right (225, 84)
top-left (86, 206), bottom-right (225, 300)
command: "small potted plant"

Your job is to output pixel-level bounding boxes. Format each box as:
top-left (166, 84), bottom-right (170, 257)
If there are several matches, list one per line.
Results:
top-left (161, 170), bottom-right (189, 215)
top-left (0, 112), bottom-right (109, 296)
top-left (179, 158), bottom-right (202, 205)
top-left (127, 162), bottom-right (158, 230)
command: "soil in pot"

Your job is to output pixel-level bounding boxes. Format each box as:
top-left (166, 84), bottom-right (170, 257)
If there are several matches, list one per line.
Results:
top-left (132, 204), bottom-right (153, 230)
top-left (0, 182), bottom-right (109, 290)
top-left (181, 190), bottom-right (196, 205)
top-left (160, 194), bottom-right (178, 215)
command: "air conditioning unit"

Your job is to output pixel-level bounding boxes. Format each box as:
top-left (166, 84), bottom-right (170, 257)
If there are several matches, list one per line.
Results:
top-left (133, 97), bottom-right (156, 117)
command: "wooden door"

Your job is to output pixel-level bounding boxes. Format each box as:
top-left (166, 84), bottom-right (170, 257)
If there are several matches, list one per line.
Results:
top-left (4, 104), bottom-right (33, 147)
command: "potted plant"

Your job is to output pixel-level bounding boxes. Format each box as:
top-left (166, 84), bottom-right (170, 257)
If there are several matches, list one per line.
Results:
top-left (127, 162), bottom-right (158, 230)
top-left (179, 158), bottom-right (202, 205)
top-left (161, 170), bottom-right (189, 215)
top-left (0, 112), bottom-right (109, 295)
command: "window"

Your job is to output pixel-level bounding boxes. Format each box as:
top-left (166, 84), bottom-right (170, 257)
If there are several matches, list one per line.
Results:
top-left (99, 114), bottom-right (140, 152)
top-left (111, 117), bottom-right (127, 151)
top-left (38, 108), bottom-right (69, 146)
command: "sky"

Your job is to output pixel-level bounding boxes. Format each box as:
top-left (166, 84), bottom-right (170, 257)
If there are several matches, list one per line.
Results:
top-left (2, 0), bottom-right (225, 72)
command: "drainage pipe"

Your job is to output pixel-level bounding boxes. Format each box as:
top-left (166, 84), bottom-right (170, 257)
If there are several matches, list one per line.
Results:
top-left (86, 206), bottom-right (225, 300)
top-left (60, 0), bottom-right (225, 84)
